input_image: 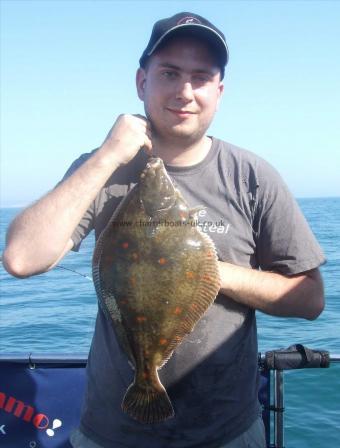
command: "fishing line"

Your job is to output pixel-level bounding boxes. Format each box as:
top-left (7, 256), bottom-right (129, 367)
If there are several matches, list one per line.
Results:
top-left (0, 254), bottom-right (92, 281)
top-left (55, 265), bottom-right (92, 281)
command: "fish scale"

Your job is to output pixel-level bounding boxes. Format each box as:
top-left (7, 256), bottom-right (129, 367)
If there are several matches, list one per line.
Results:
top-left (92, 157), bottom-right (221, 424)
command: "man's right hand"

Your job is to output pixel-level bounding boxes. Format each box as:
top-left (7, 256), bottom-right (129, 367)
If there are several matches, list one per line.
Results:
top-left (100, 114), bottom-right (153, 166)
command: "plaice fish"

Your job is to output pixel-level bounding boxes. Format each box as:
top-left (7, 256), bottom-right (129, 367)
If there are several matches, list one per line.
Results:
top-left (92, 157), bottom-right (221, 424)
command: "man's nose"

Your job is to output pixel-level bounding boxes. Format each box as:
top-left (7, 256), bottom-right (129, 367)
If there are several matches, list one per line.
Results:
top-left (175, 81), bottom-right (194, 101)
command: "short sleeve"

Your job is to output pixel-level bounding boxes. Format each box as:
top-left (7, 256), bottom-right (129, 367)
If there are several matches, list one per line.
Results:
top-left (60, 152), bottom-right (96, 252)
top-left (70, 205), bottom-right (95, 252)
top-left (254, 161), bottom-right (326, 275)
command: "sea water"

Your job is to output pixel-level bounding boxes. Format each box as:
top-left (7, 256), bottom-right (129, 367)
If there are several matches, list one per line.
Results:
top-left (0, 198), bottom-right (339, 447)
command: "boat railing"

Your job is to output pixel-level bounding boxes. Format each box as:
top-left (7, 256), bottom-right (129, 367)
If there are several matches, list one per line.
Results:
top-left (0, 346), bottom-right (338, 448)
top-left (259, 345), bottom-right (339, 448)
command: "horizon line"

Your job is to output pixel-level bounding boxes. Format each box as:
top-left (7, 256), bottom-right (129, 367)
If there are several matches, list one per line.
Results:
top-left (1, 195), bottom-right (340, 209)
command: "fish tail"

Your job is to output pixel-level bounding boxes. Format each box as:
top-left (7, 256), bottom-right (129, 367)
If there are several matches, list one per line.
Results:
top-left (122, 379), bottom-right (174, 424)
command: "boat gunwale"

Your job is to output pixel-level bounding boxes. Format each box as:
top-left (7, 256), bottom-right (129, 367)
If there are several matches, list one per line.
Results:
top-left (1, 353), bottom-right (339, 364)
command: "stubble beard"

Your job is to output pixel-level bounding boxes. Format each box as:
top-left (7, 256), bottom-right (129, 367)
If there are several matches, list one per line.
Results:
top-left (146, 110), bottom-right (209, 149)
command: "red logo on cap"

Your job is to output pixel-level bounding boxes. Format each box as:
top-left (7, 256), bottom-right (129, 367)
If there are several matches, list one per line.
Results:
top-left (177, 17), bottom-right (201, 25)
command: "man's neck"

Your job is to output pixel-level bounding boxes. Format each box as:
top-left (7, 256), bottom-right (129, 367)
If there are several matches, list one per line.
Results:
top-left (151, 135), bottom-right (212, 167)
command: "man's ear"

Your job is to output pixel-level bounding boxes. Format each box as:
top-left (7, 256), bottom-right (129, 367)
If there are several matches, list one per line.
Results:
top-left (136, 68), bottom-right (147, 101)
top-left (216, 82), bottom-right (224, 111)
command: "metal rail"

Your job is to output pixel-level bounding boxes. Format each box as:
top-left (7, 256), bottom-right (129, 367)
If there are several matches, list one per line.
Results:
top-left (270, 357), bottom-right (340, 448)
top-left (1, 351), bottom-right (339, 448)
top-left (1, 352), bottom-right (338, 363)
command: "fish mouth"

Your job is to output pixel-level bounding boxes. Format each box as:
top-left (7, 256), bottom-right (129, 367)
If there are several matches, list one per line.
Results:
top-left (141, 158), bottom-right (164, 179)
top-left (139, 157), bottom-right (176, 216)
top-left (146, 157), bottom-right (163, 171)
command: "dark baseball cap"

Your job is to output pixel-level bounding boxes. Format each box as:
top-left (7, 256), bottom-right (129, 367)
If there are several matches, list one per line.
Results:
top-left (139, 12), bottom-right (229, 78)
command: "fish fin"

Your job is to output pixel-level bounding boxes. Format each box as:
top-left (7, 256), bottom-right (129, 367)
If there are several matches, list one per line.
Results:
top-left (157, 343), bottom-right (179, 369)
top-left (92, 235), bottom-right (136, 368)
top-left (122, 379), bottom-right (174, 424)
top-left (189, 205), bottom-right (206, 219)
top-left (159, 231), bottom-right (220, 368)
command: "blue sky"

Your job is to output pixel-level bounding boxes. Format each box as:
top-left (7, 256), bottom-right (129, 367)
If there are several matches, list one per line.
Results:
top-left (1, 0), bottom-right (339, 207)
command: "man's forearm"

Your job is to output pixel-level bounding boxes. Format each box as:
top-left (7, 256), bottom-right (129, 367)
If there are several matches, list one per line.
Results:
top-left (3, 145), bottom-right (122, 277)
top-left (218, 261), bottom-right (324, 320)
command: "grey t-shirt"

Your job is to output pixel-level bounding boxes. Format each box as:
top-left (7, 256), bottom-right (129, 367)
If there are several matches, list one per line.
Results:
top-left (65, 137), bottom-right (325, 448)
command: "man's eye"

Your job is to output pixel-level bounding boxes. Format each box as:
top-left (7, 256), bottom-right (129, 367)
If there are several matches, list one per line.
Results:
top-left (193, 74), bottom-right (209, 83)
top-left (162, 71), bottom-right (178, 79)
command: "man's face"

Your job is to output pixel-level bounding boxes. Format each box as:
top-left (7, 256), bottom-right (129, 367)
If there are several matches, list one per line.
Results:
top-left (136, 36), bottom-right (224, 145)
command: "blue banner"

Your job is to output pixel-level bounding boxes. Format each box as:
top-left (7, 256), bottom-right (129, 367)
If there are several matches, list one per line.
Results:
top-left (0, 359), bottom-right (86, 448)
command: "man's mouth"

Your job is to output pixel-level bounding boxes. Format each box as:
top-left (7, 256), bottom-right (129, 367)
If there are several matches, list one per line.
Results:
top-left (166, 108), bottom-right (196, 117)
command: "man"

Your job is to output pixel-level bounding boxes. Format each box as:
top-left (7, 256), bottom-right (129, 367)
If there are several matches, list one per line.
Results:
top-left (3, 12), bottom-right (325, 448)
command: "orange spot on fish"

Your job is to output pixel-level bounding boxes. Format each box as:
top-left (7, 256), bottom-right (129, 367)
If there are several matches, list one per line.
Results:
top-left (159, 338), bottom-right (167, 345)
top-left (121, 242), bottom-right (129, 249)
top-left (190, 303), bottom-right (199, 311)
top-left (174, 306), bottom-right (182, 315)
top-left (130, 276), bottom-right (136, 286)
top-left (186, 271), bottom-right (195, 280)
top-left (203, 274), bottom-right (212, 282)
top-left (136, 316), bottom-right (147, 323)
top-left (158, 257), bottom-right (167, 265)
